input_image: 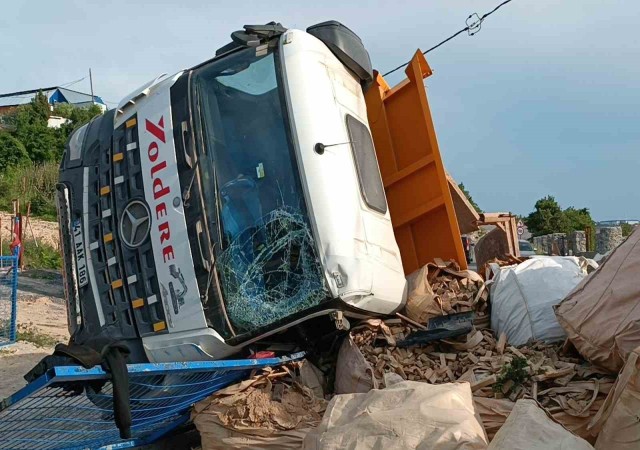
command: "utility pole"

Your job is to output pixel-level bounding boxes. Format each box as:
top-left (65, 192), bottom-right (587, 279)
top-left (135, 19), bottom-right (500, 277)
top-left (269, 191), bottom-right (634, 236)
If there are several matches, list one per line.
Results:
top-left (89, 68), bottom-right (94, 104)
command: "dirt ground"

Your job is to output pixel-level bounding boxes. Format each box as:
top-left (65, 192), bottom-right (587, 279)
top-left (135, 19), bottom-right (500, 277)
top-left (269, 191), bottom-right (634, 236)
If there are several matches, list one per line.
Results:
top-left (0, 211), bottom-right (60, 248)
top-left (0, 274), bottom-right (68, 399)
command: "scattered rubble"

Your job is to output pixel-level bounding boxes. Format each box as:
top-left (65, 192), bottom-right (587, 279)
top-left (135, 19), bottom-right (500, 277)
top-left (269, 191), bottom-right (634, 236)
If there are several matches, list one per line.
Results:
top-left (192, 363), bottom-right (327, 449)
top-left (405, 259), bottom-right (489, 327)
top-left (346, 319), bottom-right (614, 442)
top-left (479, 254), bottom-right (526, 279)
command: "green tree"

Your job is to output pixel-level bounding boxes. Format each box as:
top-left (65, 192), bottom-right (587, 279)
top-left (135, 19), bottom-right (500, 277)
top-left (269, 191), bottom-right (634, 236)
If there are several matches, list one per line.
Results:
top-left (10, 92), bottom-right (105, 164)
top-left (525, 195), bottom-right (570, 236)
top-left (564, 206), bottom-right (596, 251)
top-left (526, 196), bottom-right (596, 250)
top-left (54, 102), bottom-right (103, 128)
top-left (12, 91), bottom-right (58, 163)
top-left (564, 207), bottom-right (594, 233)
top-left (0, 132), bottom-right (30, 169)
top-left (621, 223), bottom-right (634, 237)
top-left (458, 183), bottom-right (482, 214)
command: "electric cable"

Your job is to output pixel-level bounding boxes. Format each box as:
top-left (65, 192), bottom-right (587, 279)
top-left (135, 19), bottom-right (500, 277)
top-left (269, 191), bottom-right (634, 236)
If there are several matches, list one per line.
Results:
top-left (59, 76), bottom-right (87, 88)
top-left (0, 75), bottom-right (88, 99)
top-left (382, 0), bottom-right (515, 77)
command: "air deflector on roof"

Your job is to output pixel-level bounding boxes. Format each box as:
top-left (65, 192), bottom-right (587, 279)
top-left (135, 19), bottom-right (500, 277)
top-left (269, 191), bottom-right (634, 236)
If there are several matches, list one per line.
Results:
top-left (307, 20), bottom-right (374, 91)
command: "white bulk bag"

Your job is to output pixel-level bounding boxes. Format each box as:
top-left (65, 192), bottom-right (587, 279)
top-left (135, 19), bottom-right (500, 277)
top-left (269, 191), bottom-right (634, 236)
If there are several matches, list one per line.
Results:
top-left (489, 257), bottom-right (588, 346)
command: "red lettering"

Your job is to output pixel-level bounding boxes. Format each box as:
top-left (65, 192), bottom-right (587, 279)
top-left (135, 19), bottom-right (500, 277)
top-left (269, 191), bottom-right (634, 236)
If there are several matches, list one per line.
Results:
top-left (163, 246), bottom-right (175, 263)
top-left (145, 116), bottom-right (166, 143)
top-left (158, 222), bottom-right (170, 243)
top-left (151, 160), bottom-right (166, 178)
top-left (148, 142), bottom-right (159, 162)
top-left (153, 178), bottom-right (170, 200)
top-left (156, 203), bottom-right (167, 220)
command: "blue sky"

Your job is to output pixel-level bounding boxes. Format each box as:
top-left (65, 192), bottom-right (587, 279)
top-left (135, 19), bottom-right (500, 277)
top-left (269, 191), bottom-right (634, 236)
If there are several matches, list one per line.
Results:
top-left (1, 0), bottom-right (637, 220)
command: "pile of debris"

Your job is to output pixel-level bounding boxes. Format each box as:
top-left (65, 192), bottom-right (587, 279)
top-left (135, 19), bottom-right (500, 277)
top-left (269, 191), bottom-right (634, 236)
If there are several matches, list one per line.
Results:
top-left (404, 259), bottom-right (490, 328)
top-left (479, 254), bottom-right (527, 277)
top-left (193, 233), bottom-right (640, 448)
top-left (353, 324), bottom-right (615, 408)
top-left (192, 363), bottom-right (327, 449)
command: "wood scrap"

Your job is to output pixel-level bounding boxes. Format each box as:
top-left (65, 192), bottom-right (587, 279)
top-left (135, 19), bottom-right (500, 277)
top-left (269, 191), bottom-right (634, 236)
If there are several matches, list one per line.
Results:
top-left (350, 319), bottom-right (616, 429)
top-left (404, 259), bottom-right (489, 326)
top-left (532, 367), bottom-right (574, 382)
top-left (496, 333), bottom-right (507, 355)
top-left (472, 375), bottom-right (497, 392)
top-left (479, 254), bottom-right (527, 281)
top-left (192, 362), bottom-right (327, 434)
top-left (395, 312), bottom-right (428, 331)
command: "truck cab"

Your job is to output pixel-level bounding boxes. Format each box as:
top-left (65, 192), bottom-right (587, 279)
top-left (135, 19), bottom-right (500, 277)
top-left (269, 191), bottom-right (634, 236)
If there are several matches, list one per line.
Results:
top-left (56, 21), bottom-right (406, 362)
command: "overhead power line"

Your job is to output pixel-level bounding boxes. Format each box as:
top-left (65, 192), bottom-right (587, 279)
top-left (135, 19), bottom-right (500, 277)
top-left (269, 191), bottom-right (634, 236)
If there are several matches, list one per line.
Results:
top-left (0, 75), bottom-right (89, 99)
top-left (382, 0), bottom-right (515, 77)
top-left (60, 76), bottom-right (88, 88)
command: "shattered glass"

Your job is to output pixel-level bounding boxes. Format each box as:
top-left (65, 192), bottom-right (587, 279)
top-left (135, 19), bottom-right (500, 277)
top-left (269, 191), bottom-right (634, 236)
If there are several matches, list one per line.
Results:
top-left (217, 207), bottom-right (327, 333)
top-left (191, 47), bottom-right (329, 334)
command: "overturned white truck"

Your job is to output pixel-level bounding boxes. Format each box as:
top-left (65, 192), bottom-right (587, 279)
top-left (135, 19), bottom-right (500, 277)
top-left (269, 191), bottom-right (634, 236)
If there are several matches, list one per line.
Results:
top-left (56, 21), bottom-right (407, 363)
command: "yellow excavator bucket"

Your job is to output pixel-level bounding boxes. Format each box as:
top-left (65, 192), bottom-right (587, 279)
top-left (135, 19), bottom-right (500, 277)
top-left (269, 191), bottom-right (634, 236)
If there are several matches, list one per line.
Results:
top-left (365, 50), bottom-right (467, 274)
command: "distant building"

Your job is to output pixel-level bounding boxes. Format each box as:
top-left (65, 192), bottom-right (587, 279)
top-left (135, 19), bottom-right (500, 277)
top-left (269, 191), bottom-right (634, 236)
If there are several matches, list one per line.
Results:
top-left (597, 219), bottom-right (640, 226)
top-left (47, 115), bottom-right (71, 129)
top-left (0, 86), bottom-right (107, 130)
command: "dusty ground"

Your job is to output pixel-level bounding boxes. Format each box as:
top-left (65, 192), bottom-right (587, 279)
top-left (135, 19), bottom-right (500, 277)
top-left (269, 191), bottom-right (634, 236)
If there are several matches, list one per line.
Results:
top-left (0, 341), bottom-right (58, 398)
top-left (0, 212), bottom-right (60, 248)
top-left (0, 272), bottom-right (68, 399)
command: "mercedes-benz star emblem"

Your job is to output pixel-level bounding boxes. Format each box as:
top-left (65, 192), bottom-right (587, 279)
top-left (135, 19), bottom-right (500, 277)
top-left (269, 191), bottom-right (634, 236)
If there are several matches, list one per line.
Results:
top-left (120, 200), bottom-right (151, 248)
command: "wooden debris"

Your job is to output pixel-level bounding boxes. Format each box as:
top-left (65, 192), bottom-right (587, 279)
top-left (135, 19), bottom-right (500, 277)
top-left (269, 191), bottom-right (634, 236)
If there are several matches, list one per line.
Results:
top-left (351, 320), bottom-right (616, 424)
top-left (480, 255), bottom-right (527, 279)
top-left (532, 367), bottom-right (574, 382)
top-left (396, 312), bottom-right (428, 331)
top-left (405, 259), bottom-right (490, 326)
top-left (500, 379), bottom-right (514, 394)
top-left (496, 333), bottom-right (507, 355)
top-left (472, 375), bottom-right (497, 392)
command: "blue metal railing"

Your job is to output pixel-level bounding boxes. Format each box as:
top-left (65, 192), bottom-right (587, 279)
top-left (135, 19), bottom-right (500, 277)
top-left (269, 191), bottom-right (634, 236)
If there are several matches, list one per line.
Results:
top-left (0, 247), bottom-right (19, 347)
top-left (0, 351), bottom-right (305, 450)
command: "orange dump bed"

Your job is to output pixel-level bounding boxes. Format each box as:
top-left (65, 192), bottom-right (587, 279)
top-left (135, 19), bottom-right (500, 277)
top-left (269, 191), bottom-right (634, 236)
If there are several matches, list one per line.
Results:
top-left (365, 51), bottom-right (467, 274)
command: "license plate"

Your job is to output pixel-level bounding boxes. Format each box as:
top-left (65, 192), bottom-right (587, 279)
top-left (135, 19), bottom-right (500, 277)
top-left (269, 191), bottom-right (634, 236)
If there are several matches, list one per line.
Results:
top-left (72, 219), bottom-right (88, 287)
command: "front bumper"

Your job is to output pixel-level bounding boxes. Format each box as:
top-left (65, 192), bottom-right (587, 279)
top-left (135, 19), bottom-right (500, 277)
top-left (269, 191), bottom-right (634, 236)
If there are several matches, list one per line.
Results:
top-left (55, 183), bottom-right (81, 336)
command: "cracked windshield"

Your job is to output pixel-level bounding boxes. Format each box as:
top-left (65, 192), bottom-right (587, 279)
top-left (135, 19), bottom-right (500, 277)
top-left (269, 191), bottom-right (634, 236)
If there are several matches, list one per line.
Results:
top-left (192, 48), bottom-right (328, 334)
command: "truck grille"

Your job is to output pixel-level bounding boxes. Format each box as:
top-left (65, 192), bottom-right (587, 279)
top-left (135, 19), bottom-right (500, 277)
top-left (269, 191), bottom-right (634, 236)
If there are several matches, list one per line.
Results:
top-left (89, 115), bottom-right (167, 336)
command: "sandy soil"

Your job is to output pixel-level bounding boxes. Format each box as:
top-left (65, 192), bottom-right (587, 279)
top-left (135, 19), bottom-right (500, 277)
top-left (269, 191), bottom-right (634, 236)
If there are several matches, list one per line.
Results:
top-left (0, 212), bottom-right (59, 248)
top-left (17, 296), bottom-right (69, 342)
top-left (0, 282), bottom-right (69, 399)
top-left (0, 212), bottom-right (67, 399)
top-left (0, 341), bottom-right (58, 398)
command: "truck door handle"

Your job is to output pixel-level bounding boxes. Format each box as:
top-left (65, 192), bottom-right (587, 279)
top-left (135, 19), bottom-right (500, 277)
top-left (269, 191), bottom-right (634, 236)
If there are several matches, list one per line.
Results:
top-left (195, 220), bottom-right (211, 272)
top-left (181, 121), bottom-right (194, 168)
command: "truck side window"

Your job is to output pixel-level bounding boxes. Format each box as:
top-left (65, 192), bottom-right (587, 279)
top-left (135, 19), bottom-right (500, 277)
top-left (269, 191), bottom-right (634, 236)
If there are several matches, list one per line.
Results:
top-left (345, 115), bottom-right (388, 214)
